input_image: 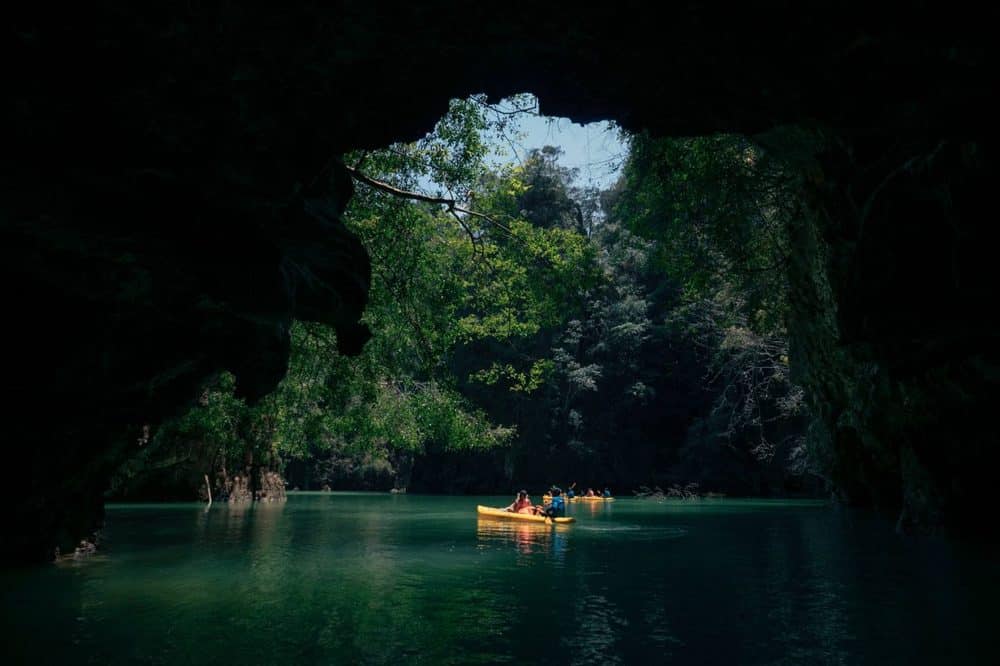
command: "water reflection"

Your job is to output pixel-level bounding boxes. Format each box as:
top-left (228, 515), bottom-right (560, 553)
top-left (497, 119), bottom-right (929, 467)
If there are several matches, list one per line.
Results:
top-left (567, 593), bottom-right (629, 666)
top-left (476, 519), bottom-right (569, 564)
top-left (477, 518), bottom-right (551, 554)
top-left (572, 499), bottom-right (612, 518)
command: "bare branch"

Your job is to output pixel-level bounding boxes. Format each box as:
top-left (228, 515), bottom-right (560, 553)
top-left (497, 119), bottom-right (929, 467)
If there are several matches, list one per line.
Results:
top-left (472, 96), bottom-right (540, 117)
top-left (347, 165), bottom-right (458, 206)
top-left (346, 165), bottom-right (515, 238)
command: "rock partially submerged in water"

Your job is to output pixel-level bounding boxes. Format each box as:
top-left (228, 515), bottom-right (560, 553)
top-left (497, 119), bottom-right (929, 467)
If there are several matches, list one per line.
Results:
top-left (213, 469), bottom-right (287, 502)
top-left (54, 537), bottom-right (100, 562)
top-left (256, 471), bottom-right (287, 502)
top-left (73, 540), bottom-right (97, 559)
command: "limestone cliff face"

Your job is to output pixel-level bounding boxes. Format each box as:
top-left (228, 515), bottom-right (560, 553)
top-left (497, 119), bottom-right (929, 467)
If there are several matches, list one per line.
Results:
top-left (4, 2), bottom-right (996, 560)
top-left (789, 137), bottom-right (999, 533)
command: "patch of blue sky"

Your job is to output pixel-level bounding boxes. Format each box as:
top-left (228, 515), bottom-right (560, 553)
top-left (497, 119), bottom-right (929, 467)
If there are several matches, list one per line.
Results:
top-left (490, 96), bottom-right (627, 189)
top-left (417, 94), bottom-right (628, 196)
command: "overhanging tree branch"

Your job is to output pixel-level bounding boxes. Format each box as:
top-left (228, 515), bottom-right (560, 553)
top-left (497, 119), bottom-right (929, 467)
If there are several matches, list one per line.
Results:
top-left (345, 165), bottom-right (515, 238)
top-left (472, 96), bottom-right (540, 117)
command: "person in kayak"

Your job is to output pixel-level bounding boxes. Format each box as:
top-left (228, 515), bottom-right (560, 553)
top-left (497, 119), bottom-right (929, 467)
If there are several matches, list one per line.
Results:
top-left (603, 487), bottom-right (612, 498)
top-left (542, 487), bottom-right (566, 519)
top-left (566, 482), bottom-right (576, 499)
top-left (585, 487), bottom-right (596, 497)
top-left (504, 490), bottom-right (538, 515)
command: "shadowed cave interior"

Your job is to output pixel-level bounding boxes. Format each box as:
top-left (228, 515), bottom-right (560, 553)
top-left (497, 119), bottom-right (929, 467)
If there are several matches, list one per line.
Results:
top-left (4, 2), bottom-right (997, 562)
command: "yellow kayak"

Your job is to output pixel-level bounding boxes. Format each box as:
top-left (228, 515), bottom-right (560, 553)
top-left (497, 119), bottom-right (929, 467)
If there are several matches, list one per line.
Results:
top-left (569, 496), bottom-right (615, 502)
top-left (476, 505), bottom-right (575, 524)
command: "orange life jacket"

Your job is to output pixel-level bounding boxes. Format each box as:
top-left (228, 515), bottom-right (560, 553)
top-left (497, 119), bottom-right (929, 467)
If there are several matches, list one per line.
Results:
top-left (513, 497), bottom-right (534, 513)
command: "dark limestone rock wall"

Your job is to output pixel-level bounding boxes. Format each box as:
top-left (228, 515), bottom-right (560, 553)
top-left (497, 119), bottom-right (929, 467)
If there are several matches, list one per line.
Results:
top-left (4, 2), bottom-right (996, 560)
top-left (789, 137), bottom-right (999, 533)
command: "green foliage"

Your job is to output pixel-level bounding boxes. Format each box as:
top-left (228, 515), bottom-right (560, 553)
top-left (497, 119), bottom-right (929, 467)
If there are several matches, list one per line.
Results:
top-left (617, 133), bottom-right (796, 331)
top-left (145, 372), bottom-right (246, 471)
top-left (137, 95), bottom-right (599, 489)
top-left (616, 132), bottom-right (808, 467)
top-left (346, 112), bottom-right (602, 398)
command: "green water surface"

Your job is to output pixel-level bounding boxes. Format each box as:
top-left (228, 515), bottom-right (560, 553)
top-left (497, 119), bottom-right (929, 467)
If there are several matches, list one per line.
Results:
top-left (2, 493), bottom-right (995, 664)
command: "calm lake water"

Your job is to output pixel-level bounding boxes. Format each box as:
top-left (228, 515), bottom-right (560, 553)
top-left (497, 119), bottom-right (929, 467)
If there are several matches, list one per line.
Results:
top-left (2, 493), bottom-right (995, 664)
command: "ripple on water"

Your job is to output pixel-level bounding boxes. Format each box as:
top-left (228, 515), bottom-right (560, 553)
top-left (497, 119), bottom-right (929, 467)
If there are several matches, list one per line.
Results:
top-left (575, 525), bottom-right (689, 540)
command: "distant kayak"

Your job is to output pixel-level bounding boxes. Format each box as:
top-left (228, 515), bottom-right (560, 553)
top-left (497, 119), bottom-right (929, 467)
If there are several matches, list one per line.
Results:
top-left (476, 505), bottom-right (575, 524)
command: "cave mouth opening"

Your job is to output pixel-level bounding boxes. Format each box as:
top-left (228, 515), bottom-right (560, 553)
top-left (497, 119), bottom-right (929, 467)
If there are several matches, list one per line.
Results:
top-left (101, 89), bottom-right (823, 512)
top-left (242, 91), bottom-right (819, 503)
